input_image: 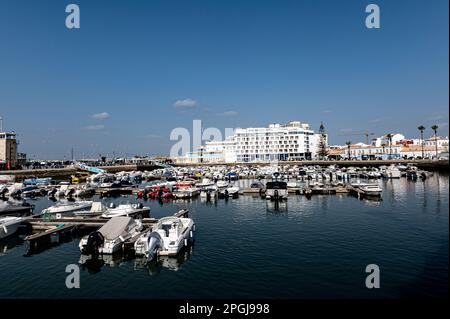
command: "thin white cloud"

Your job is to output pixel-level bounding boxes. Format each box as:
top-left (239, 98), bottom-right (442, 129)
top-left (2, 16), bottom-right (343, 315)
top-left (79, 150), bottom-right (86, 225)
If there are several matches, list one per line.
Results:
top-left (92, 112), bottom-right (111, 120)
top-left (217, 110), bottom-right (239, 117)
top-left (174, 98), bottom-right (197, 108)
top-left (322, 110), bottom-right (333, 114)
top-left (339, 128), bottom-right (353, 133)
top-left (368, 118), bottom-right (383, 124)
top-left (83, 125), bottom-right (105, 131)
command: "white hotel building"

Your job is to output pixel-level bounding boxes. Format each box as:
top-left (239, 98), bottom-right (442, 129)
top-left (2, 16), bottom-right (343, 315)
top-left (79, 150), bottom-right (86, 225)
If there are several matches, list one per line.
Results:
top-left (177, 121), bottom-right (325, 163)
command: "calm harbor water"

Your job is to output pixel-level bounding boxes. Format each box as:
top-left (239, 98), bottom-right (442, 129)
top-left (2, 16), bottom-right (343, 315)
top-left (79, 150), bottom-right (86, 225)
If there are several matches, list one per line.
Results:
top-left (1, 174), bottom-right (448, 299)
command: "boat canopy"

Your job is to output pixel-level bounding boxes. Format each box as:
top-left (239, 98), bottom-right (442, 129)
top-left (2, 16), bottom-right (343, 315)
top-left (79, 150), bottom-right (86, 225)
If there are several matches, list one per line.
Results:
top-left (266, 181), bottom-right (288, 189)
top-left (98, 216), bottom-right (134, 240)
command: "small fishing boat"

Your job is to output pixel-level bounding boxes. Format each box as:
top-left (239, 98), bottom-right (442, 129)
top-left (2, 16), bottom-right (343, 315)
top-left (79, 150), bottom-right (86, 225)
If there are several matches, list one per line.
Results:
top-left (134, 215), bottom-right (195, 261)
top-left (79, 216), bottom-right (144, 255)
top-left (0, 216), bottom-right (24, 239)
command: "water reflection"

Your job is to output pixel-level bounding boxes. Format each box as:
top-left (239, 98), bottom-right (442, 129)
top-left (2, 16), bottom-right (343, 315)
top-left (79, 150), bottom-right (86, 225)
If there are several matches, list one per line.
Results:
top-left (79, 245), bottom-right (194, 275)
top-left (135, 246), bottom-right (194, 276)
top-left (0, 235), bottom-right (24, 256)
top-left (266, 200), bottom-right (288, 213)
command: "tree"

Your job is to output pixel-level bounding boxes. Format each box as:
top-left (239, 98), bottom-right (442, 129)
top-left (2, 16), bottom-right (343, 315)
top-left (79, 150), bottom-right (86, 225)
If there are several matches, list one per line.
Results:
top-left (418, 125), bottom-right (425, 158)
top-left (345, 141), bottom-right (352, 160)
top-left (431, 125), bottom-right (439, 158)
top-left (318, 122), bottom-right (328, 159)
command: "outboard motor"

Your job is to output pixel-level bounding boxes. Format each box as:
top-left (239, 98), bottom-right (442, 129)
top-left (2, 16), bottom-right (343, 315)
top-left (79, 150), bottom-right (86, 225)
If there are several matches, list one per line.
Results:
top-left (81, 231), bottom-right (104, 255)
top-left (146, 232), bottom-right (162, 262)
top-left (274, 190), bottom-right (279, 201)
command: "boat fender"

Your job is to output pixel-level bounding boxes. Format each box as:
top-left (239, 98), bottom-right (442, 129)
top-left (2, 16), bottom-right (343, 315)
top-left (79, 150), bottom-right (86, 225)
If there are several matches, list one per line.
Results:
top-left (190, 230), bottom-right (193, 238)
top-left (184, 238), bottom-right (188, 247)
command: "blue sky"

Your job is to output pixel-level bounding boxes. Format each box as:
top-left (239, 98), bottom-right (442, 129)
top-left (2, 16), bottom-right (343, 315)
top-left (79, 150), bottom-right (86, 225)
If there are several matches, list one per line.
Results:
top-left (0, 0), bottom-right (448, 159)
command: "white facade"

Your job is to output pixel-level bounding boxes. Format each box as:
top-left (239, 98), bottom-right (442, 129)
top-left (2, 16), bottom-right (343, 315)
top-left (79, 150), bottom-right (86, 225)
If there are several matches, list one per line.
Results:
top-left (424, 136), bottom-right (449, 150)
top-left (225, 121), bottom-right (323, 162)
top-left (179, 121), bottom-right (323, 163)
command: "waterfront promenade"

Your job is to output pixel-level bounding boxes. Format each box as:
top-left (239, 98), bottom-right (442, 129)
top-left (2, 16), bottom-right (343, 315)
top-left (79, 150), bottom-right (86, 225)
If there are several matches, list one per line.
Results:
top-left (173, 159), bottom-right (449, 170)
top-left (0, 164), bottom-right (162, 179)
top-left (0, 159), bottom-right (448, 179)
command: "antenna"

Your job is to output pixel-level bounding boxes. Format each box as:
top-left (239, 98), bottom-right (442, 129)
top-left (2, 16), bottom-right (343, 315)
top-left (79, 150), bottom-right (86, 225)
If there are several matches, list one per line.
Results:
top-left (0, 116), bottom-right (3, 132)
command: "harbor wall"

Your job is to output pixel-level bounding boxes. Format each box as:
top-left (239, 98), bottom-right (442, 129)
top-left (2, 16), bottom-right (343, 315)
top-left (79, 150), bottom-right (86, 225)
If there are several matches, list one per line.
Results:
top-left (173, 159), bottom-right (449, 171)
top-left (0, 160), bottom-right (447, 180)
top-left (0, 164), bottom-right (162, 180)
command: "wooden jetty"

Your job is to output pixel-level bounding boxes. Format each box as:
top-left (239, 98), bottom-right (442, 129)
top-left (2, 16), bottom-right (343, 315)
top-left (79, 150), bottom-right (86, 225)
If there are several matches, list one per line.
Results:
top-left (21, 209), bottom-right (190, 255)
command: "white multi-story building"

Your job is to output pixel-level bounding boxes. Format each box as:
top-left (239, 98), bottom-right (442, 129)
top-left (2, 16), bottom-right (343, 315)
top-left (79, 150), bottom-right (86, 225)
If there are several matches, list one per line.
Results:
top-left (179, 121), bottom-right (325, 163)
top-left (230, 121), bottom-right (322, 162)
top-left (205, 121), bottom-right (324, 163)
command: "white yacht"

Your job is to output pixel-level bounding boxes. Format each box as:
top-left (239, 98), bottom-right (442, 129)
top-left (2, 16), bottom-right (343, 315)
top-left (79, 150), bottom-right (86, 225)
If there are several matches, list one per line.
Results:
top-left (134, 215), bottom-right (195, 261)
top-left (0, 216), bottom-right (24, 239)
top-left (80, 216), bottom-right (144, 255)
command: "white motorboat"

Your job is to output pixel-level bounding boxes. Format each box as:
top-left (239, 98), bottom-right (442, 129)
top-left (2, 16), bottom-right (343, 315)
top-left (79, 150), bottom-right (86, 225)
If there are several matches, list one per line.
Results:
top-left (100, 203), bottom-right (150, 219)
top-left (74, 185), bottom-right (96, 197)
top-left (0, 200), bottom-right (34, 216)
top-left (381, 165), bottom-right (401, 179)
top-left (73, 202), bottom-right (108, 217)
top-left (41, 200), bottom-right (93, 215)
top-left (79, 216), bottom-right (144, 255)
top-left (219, 186), bottom-right (240, 198)
top-left (200, 188), bottom-right (218, 200)
top-left (0, 216), bottom-right (24, 239)
top-left (173, 187), bottom-right (200, 199)
top-left (134, 215), bottom-right (195, 261)
top-left (216, 180), bottom-right (229, 189)
top-left (360, 184), bottom-right (383, 197)
top-left (196, 178), bottom-right (215, 188)
top-left (265, 181), bottom-right (288, 200)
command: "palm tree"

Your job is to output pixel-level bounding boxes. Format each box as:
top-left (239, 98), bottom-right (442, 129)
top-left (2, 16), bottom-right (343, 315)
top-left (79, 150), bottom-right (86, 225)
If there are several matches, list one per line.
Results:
top-left (418, 125), bottom-right (425, 158)
top-left (431, 124), bottom-right (439, 158)
top-left (345, 141), bottom-right (352, 160)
